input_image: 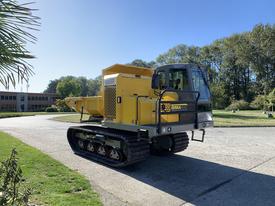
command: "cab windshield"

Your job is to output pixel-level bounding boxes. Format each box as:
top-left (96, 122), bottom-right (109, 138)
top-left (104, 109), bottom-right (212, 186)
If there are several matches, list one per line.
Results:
top-left (168, 69), bottom-right (189, 90)
top-left (158, 69), bottom-right (189, 90)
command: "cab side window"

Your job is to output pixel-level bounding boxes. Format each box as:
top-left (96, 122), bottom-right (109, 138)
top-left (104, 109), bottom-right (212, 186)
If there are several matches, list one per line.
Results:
top-left (192, 69), bottom-right (210, 100)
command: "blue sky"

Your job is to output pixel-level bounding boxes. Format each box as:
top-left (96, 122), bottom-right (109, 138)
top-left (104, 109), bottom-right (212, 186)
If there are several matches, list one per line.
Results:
top-left (2, 0), bottom-right (275, 92)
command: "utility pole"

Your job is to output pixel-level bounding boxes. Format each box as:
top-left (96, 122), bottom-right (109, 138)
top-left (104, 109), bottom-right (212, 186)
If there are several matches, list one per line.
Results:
top-left (26, 83), bottom-right (30, 93)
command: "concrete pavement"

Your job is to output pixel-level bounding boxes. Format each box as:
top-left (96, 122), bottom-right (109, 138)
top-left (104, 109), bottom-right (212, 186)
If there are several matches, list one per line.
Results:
top-left (0, 115), bottom-right (275, 206)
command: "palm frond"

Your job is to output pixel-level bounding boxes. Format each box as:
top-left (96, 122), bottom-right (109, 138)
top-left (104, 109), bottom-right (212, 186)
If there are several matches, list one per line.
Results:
top-left (0, 0), bottom-right (40, 89)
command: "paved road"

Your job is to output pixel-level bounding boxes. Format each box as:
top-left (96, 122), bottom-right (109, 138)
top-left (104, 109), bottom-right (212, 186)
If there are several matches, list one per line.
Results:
top-left (0, 115), bottom-right (275, 206)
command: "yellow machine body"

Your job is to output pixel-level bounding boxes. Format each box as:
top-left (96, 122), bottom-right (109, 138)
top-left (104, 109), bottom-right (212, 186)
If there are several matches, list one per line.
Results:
top-left (65, 64), bottom-right (178, 125)
top-left (65, 63), bottom-right (213, 167)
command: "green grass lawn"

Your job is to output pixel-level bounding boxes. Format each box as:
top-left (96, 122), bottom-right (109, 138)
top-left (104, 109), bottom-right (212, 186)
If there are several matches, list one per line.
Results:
top-left (0, 112), bottom-right (74, 119)
top-left (52, 110), bottom-right (275, 127)
top-left (0, 132), bottom-right (101, 206)
top-left (213, 110), bottom-right (275, 127)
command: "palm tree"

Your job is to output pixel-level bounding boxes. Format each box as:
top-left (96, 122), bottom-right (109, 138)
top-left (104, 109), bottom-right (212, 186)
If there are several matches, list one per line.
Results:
top-left (0, 0), bottom-right (39, 89)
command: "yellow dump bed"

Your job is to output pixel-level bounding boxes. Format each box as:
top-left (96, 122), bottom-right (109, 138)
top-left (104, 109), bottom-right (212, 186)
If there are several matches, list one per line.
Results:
top-left (65, 96), bottom-right (103, 116)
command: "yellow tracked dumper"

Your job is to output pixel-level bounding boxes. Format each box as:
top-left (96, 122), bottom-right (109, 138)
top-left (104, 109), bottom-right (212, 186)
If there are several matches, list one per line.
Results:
top-left (65, 64), bottom-right (213, 167)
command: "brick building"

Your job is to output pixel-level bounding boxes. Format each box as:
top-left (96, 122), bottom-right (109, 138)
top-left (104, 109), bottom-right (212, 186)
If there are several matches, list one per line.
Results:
top-left (0, 91), bottom-right (58, 112)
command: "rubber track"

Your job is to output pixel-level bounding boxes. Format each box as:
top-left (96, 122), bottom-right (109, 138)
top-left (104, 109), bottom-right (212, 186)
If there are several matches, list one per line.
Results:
top-left (67, 125), bottom-right (150, 167)
top-left (172, 132), bottom-right (189, 153)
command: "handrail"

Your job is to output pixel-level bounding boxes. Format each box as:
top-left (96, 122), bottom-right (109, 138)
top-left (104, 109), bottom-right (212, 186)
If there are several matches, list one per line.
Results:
top-left (157, 89), bottom-right (200, 134)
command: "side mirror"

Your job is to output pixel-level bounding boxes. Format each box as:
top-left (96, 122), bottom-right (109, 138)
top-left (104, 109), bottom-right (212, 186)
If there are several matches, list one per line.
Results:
top-left (151, 73), bottom-right (159, 89)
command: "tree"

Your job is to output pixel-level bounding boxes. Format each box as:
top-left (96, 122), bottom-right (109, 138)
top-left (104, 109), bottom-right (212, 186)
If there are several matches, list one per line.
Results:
top-left (56, 76), bottom-right (81, 98)
top-left (44, 76), bottom-right (102, 97)
top-left (248, 24), bottom-right (275, 95)
top-left (200, 41), bottom-right (224, 72)
top-left (78, 76), bottom-right (89, 96)
top-left (128, 59), bottom-right (156, 68)
top-left (210, 83), bottom-right (227, 109)
top-left (220, 34), bottom-right (249, 101)
top-left (185, 46), bottom-right (201, 64)
top-left (0, 0), bottom-right (40, 89)
top-left (44, 79), bottom-right (59, 93)
top-left (88, 76), bottom-right (101, 96)
top-left (156, 44), bottom-right (189, 65)
top-left (156, 44), bottom-right (202, 66)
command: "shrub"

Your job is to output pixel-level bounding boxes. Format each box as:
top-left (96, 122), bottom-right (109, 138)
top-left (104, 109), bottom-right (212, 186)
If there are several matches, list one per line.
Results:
top-left (0, 149), bottom-right (31, 206)
top-left (225, 100), bottom-right (251, 111)
top-left (45, 106), bottom-right (58, 112)
top-left (250, 95), bottom-right (268, 110)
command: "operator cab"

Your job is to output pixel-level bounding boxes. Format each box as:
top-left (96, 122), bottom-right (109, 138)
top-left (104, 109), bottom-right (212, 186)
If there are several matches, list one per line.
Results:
top-left (152, 64), bottom-right (211, 103)
top-left (152, 64), bottom-right (213, 131)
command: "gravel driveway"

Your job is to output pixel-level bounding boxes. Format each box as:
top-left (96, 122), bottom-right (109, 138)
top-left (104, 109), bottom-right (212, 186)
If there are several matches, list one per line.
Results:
top-left (0, 115), bottom-right (275, 206)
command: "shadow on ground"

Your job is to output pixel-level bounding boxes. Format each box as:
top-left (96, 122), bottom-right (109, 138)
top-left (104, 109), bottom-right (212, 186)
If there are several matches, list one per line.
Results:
top-left (115, 154), bottom-right (275, 205)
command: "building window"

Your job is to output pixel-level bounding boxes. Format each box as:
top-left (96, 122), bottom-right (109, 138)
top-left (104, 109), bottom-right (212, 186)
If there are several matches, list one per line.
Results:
top-left (20, 104), bottom-right (24, 111)
top-left (1, 96), bottom-right (4, 100)
top-left (21, 96), bottom-right (24, 101)
top-left (5, 96), bottom-right (8, 100)
top-left (13, 96), bottom-right (16, 100)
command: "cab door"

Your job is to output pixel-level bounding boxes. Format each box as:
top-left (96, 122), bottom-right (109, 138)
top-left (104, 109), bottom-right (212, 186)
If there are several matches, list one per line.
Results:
top-left (191, 68), bottom-right (213, 126)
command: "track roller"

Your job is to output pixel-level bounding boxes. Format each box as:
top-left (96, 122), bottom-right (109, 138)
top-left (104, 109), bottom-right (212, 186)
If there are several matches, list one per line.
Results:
top-left (78, 139), bottom-right (85, 150)
top-left (97, 145), bottom-right (106, 156)
top-left (109, 148), bottom-right (122, 161)
top-left (87, 142), bottom-right (96, 152)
